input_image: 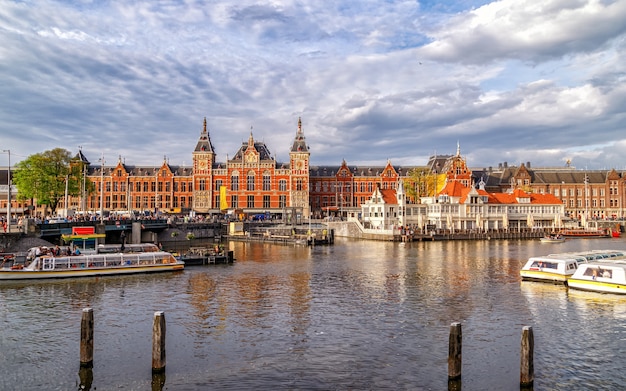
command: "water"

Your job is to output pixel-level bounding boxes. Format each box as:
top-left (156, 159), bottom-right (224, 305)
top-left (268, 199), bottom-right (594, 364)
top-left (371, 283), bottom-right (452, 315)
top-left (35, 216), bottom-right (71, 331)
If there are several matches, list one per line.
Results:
top-left (1, 238), bottom-right (626, 390)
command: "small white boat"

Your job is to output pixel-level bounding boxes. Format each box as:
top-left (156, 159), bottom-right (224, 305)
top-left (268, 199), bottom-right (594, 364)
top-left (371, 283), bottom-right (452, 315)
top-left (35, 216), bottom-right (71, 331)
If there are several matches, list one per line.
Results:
top-left (520, 255), bottom-right (583, 283)
top-left (0, 245), bottom-right (184, 281)
top-left (539, 235), bottom-right (566, 243)
top-left (567, 261), bottom-right (626, 295)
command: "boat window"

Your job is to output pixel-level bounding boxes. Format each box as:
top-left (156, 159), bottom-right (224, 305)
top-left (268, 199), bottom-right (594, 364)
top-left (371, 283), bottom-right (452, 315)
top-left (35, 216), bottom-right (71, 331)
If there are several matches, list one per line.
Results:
top-left (531, 261), bottom-right (557, 269)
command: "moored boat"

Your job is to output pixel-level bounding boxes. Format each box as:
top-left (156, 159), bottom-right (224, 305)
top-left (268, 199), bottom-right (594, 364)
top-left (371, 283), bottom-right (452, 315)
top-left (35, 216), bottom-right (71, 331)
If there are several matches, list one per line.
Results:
top-left (0, 245), bottom-right (184, 280)
top-left (539, 234), bottom-right (565, 243)
top-left (520, 255), bottom-right (584, 283)
top-left (559, 228), bottom-right (610, 238)
top-left (567, 261), bottom-right (626, 295)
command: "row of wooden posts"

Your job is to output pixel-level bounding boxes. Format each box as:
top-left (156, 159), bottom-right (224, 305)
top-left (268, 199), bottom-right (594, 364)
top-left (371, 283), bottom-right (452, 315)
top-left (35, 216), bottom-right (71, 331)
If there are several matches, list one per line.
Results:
top-left (80, 310), bottom-right (534, 387)
top-left (448, 322), bottom-right (534, 388)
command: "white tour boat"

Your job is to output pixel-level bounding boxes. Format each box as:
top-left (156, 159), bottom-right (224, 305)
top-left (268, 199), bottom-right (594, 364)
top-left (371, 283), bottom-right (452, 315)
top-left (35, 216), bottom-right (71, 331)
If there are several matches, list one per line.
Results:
top-left (0, 245), bottom-right (184, 280)
top-left (567, 261), bottom-right (626, 295)
top-left (520, 255), bottom-right (583, 283)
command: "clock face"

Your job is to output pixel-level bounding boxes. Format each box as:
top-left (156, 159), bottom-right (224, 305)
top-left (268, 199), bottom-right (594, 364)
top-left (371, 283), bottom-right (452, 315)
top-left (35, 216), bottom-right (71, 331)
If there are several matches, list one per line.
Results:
top-left (198, 160), bottom-right (207, 169)
top-left (246, 154), bottom-right (257, 163)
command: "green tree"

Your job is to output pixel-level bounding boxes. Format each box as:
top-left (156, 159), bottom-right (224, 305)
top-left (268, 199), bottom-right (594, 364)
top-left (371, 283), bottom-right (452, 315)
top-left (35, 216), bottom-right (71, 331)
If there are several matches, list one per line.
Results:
top-left (13, 148), bottom-right (84, 216)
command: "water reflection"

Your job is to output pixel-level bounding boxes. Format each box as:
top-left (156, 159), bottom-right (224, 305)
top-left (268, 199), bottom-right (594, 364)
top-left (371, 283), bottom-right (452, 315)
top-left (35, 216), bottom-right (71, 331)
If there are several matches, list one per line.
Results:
top-left (2, 238), bottom-right (626, 390)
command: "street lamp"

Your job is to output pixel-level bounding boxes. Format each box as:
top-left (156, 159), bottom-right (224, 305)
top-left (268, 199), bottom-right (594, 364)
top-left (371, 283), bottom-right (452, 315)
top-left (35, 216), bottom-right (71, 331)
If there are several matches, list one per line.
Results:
top-left (64, 174), bottom-right (69, 219)
top-left (99, 154), bottom-right (105, 223)
top-left (2, 149), bottom-right (10, 233)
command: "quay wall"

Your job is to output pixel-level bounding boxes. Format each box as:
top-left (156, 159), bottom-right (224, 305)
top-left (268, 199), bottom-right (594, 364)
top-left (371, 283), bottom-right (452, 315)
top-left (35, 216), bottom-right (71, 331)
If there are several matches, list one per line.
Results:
top-left (326, 221), bottom-right (548, 241)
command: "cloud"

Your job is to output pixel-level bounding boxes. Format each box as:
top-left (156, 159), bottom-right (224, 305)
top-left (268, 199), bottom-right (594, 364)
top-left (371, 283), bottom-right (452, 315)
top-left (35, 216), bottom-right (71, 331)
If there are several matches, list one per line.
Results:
top-left (0, 0), bottom-right (625, 172)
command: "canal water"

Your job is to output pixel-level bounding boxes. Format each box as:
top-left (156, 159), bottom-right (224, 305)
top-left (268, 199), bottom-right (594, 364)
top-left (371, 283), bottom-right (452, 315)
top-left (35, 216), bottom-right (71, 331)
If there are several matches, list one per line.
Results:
top-left (1, 238), bottom-right (625, 390)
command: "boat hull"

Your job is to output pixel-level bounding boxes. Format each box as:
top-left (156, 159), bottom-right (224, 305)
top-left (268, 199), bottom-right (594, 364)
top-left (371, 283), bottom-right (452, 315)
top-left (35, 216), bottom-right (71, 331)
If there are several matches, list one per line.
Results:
top-left (567, 279), bottom-right (626, 295)
top-left (520, 270), bottom-right (570, 284)
top-left (539, 238), bottom-right (565, 243)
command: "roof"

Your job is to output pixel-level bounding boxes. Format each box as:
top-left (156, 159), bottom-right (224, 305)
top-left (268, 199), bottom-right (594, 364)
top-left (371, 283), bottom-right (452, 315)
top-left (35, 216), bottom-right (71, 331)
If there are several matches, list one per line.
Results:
top-left (193, 118), bottom-right (215, 153)
top-left (380, 188), bottom-right (397, 204)
top-left (290, 118), bottom-right (309, 153)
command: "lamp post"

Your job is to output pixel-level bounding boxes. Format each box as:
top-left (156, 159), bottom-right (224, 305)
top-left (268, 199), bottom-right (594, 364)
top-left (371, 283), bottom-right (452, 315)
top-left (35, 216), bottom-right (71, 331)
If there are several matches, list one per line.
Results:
top-left (64, 174), bottom-right (69, 218)
top-left (583, 174), bottom-right (589, 228)
top-left (2, 149), bottom-right (10, 233)
top-left (99, 154), bottom-right (105, 223)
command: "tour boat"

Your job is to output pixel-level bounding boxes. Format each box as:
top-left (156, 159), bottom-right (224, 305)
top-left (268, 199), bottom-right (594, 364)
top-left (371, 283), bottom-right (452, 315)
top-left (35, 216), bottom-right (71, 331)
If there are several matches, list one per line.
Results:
top-left (558, 228), bottom-right (610, 238)
top-left (0, 245), bottom-right (184, 280)
top-left (567, 261), bottom-right (626, 295)
top-left (520, 255), bottom-right (585, 284)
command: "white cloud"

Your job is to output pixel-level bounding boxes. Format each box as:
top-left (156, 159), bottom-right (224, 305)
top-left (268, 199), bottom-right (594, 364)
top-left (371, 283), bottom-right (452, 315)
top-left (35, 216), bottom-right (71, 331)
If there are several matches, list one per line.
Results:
top-left (0, 0), bottom-right (625, 171)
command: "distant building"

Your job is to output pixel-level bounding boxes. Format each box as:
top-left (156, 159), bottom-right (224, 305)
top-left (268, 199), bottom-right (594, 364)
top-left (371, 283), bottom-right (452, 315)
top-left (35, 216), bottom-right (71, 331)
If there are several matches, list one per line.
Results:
top-left (3, 121), bottom-right (626, 224)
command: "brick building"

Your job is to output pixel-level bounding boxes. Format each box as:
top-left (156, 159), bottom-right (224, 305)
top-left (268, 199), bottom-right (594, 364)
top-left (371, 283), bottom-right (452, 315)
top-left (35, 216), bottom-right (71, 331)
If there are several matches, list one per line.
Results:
top-left (76, 117), bottom-right (310, 219)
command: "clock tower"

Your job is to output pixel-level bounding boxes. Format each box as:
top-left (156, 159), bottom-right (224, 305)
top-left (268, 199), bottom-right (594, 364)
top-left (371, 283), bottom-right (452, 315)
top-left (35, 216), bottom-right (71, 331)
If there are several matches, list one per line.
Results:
top-left (289, 117), bottom-right (310, 217)
top-left (192, 117), bottom-right (216, 213)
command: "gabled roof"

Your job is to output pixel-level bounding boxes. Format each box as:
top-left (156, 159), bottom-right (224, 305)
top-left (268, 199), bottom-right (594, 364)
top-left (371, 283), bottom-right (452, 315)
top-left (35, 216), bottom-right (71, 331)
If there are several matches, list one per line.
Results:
top-left (439, 180), bottom-right (466, 198)
top-left (380, 188), bottom-right (397, 204)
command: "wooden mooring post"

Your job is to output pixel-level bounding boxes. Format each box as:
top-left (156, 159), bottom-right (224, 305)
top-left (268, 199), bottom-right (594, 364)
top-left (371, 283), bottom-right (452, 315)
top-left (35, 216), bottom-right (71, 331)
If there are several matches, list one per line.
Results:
top-left (520, 326), bottom-right (534, 387)
top-left (80, 308), bottom-right (94, 368)
top-left (448, 322), bottom-right (462, 381)
top-left (152, 311), bottom-right (166, 373)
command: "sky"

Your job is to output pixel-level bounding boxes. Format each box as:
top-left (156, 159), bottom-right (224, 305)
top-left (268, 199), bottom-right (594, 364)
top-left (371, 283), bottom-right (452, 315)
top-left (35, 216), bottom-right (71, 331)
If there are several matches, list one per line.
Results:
top-left (1, 0), bottom-right (626, 171)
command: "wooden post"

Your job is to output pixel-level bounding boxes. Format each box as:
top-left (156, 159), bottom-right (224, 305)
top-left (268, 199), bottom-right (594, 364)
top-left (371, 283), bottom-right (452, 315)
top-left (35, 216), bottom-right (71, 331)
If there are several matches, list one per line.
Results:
top-left (80, 308), bottom-right (94, 368)
top-left (152, 311), bottom-right (166, 373)
top-left (448, 322), bottom-right (462, 380)
top-left (520, 326), bottom-right (534, 387)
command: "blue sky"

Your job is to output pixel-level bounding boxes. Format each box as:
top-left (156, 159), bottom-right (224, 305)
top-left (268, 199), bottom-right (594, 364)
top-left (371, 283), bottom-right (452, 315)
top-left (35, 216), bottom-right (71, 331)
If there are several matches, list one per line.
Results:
top-left (1, 0), bottom-right (625, 170)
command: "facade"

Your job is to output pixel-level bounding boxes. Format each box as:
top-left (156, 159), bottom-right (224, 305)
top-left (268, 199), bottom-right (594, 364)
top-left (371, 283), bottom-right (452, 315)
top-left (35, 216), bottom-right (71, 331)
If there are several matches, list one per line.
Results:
top-left (77, 118), bottom-right (310, 219)
top-left (478, 162), bottom-right (626, 222)
top-left (3, 119), bottom-right (626, 223)
top-left (359, 147), bottom-right (566, 232)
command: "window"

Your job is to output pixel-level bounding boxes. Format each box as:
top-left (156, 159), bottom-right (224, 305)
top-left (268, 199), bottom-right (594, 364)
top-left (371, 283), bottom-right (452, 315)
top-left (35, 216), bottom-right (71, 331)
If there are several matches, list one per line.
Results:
top-left (279, 195), bottom-right (286, 208)
top-left (165, 182), bottom-right (170, 192)
top-left (181, 182), bottom-right (186, 192)
top-left (158, 182), bottom-right (163, 192)
top-left (215, 179), bottom-right (222, 191)
top-left (247, 172), bottom-right (255, 191)
top-left (113, 182), bottom-right (118, 192)
top-left (231, 174), bottom-right (239, 191)
top-left (231, 195), bottom-right (238, 208)
top-left (279, 179), bottom-right (287, 191)
top-left (296, 178), bottom-right (303, 191)
top-left (263, 195), bottom-right (270, 208)
top-left (199, 179), bottom-right (206, 191)
top-left (263, 174), bottom-right (271, 191)
top-left (247, 195), bottom-right (255, 208)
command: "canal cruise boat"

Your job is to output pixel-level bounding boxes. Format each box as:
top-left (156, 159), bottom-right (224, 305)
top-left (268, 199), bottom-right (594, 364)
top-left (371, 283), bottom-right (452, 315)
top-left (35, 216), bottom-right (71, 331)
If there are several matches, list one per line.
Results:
top-left (0, 244), bottom-right (184, 281)
top-left (567, 261), bottom-right (626, 295)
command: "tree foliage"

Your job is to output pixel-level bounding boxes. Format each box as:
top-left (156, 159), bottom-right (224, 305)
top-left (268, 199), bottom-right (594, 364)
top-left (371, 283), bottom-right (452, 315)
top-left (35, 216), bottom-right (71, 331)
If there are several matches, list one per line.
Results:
top-left (13, 148), bottom-right (87, 215)
top-left (404, 167), bottom-right (439, 202)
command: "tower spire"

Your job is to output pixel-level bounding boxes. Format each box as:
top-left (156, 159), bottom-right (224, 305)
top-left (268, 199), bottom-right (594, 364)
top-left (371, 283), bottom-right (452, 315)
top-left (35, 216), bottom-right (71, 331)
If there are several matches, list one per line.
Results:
top-left (194, 117), bottom-right (215, 153)
top-left (291, 117), bottom-right (308, 153)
